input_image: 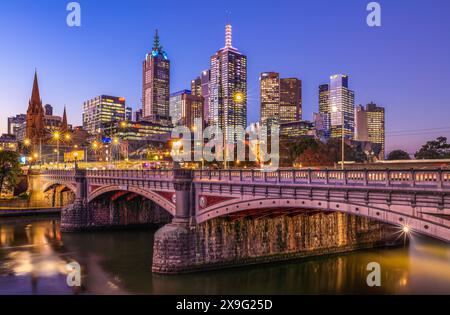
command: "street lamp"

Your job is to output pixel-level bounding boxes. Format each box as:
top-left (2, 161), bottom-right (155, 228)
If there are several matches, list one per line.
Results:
top-left (53, 132), bottom-right (61, 163)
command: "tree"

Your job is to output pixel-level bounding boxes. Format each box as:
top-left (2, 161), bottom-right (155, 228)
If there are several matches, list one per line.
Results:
top-left (0, 151), bottom-right (20, 197)
top-left (295, 144), bottom-right (334, 167)
top-left (387, 150), bottom-right (410, 161)
top-left (287, 137), bottom-right (319, 162)
top-left (415, 137), bottom-right (450, 160)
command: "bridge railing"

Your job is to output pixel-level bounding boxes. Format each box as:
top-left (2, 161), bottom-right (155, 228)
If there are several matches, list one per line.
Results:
top-left (85, 169), bottom-right (174, 179)
top-left (41, 169), bottom-right (76, 177)
top-left (194, 169), bottom-right (450, 189)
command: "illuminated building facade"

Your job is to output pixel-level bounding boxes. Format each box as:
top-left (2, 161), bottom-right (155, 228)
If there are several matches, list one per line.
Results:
top-left (260, 72), bottom-right (280, 126)
top-left (209, 23), bottom-right (247, 142)
top-left (103, 120), bottom-right (172, 141)
top-left (356, 102), bottom-right (385, 159)
top-left (318, 84), bottom-right (331, 139)
top-left (170, 90), bottom-right (204, 129)
top-left (142, 30), bottom-right (170, 122)
top-left (260, 73), bottom-right (302, 126)
top-left (279, 120), bottom-right (315, 140)
top-left (82, 95), bottom-right (126, 135)
top-left (7, 114), bottom-right (26, 137)
top-left (280, 78), bottom-right (302, 123)
top-left (192, 70), bottom-right (210, 125)
top-left (329, 74), bottom-right (355, 139)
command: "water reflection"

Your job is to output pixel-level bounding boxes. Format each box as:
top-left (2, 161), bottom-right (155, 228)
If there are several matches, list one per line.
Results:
top-left (0, 217), bottom-right (449, 295)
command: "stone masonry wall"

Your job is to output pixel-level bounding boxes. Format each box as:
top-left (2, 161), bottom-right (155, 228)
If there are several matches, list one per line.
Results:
top-left (61, 195), bottom-right (173, 232)
top-left (152, 212), bottom-right (399, 274)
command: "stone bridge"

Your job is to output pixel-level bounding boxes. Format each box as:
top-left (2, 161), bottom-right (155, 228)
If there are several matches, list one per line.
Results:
top-left (29, 167), bottom-right (450, 273)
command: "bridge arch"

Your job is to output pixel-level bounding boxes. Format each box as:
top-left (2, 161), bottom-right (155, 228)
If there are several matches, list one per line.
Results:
top-left (88, 185), bottom-right (175, 216)
top-left (42, 181), bottom-right (77, 194)
top-left (196, 197), bottom-right (450, 243)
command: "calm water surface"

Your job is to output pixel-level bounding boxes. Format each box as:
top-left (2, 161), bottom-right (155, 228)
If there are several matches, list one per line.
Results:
top-left (0, 216), bottom-right (449, 295)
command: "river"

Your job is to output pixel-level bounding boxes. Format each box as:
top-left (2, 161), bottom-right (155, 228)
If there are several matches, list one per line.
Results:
top-left (0, 216), bottom-right (449, 295)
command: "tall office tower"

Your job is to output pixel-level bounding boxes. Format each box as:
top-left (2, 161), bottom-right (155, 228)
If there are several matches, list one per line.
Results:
top-left (191, 77), bottom-right (202, 97)
top-left (209, 23), bottom-right (247, 143)
top-left (260, 73), bottom-right (302, 126)
top-left (260, 72), bottom-right (280, 126)
top-left (82, 95), bottom-right (126, 135)
top-left (142, 30), bottom-right (170, 122)
top-left (280, 78), bottom-right (302, 123)
top-left (318, 84), bottom-right (331, 139)
top-left (356, 102), bottom-right (386, 159)
top-left (44, 104), bottom-right (53, 116)
top-left (329, 74), bottom-right (355, 139)
top-left (26, 71), bottom-right (46, 145)
top-left (192, 70), bottom-right (211, 125)
top-left (170, 90), bottom-right (190, 126)
top-left (170, 90), bottom-right (204, 128)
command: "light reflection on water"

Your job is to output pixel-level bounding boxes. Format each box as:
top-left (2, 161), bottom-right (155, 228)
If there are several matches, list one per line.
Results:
top-left (0, 216), bottom-right (449, 295)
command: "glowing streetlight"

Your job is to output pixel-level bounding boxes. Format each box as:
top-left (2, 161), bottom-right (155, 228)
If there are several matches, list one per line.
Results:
top-left (120, 121), bottom-right (127, 128)
top-left (402, 226), bottom-right (410, 234)
top-left (53, 132), bottom-right (61, 163)
top-left (24, 139), bottom-right (31, 147)
top-left (233, 92), bottom-right (245, 104)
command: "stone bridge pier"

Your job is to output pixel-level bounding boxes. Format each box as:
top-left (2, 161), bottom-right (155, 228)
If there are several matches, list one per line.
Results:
top-left (61, 169), bottom-right (89, 232)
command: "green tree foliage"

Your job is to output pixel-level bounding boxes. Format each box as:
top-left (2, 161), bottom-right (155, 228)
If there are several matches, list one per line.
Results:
top-left (293, 138), bottom-right (368, 167)
top-left (387, 150), bottom-right (411, 161)
top-left (414, 137), bottom-right (450, 160)
top-left (0, 151), bottom-right (20, 196)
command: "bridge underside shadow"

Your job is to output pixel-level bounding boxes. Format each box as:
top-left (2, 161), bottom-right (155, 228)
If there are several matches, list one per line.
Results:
top-left (61, 190), bottom-right (173, 232)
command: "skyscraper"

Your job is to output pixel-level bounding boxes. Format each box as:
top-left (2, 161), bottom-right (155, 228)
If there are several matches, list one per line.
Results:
top-left (26, 71), bottom-right (45, 145)
top-left (280, 78), bottom-right (302, 123)
top-left (260, 72), bottom-right (280, 126)
top-left (260, 73), bottom-right (302, 126)
top-left (318, 84), bottom-right (331, 139)
top-left (329, 74), bottom-right (355, 139)
top-left (142, 30), bottom-right (170, 122)
top-left (191, 77), bottom-right (202, 98)
top-left (170, 90), bottom-right (204, 129)
top-left (192, 70), bottom-right (211, 125)
top-left (209, 23), bottom-right (247, 142)
top-left (83, 95), bottom-right (126, 135)
top-left (356, 102), bottom-right (386, 159)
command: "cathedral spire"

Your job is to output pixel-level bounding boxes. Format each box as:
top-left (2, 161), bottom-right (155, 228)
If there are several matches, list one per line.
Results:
top-left (61, 105), bottom-right (68, 133)
top-left (31, 70), bottom-right (41, 105)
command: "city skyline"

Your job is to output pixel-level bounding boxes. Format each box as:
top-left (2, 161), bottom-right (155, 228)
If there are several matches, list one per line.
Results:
top-left (1, 0), bottom-right (450, 154)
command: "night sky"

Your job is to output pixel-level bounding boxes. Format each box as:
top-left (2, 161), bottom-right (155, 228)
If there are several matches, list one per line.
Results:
top-left (1, 0), bottom-right (449, 154)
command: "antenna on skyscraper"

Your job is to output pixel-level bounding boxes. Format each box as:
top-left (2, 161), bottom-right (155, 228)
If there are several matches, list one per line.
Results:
top-left (226, 10), bottom-right (231, 25)
top-left (225, 11), bottom-right (233, 48)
